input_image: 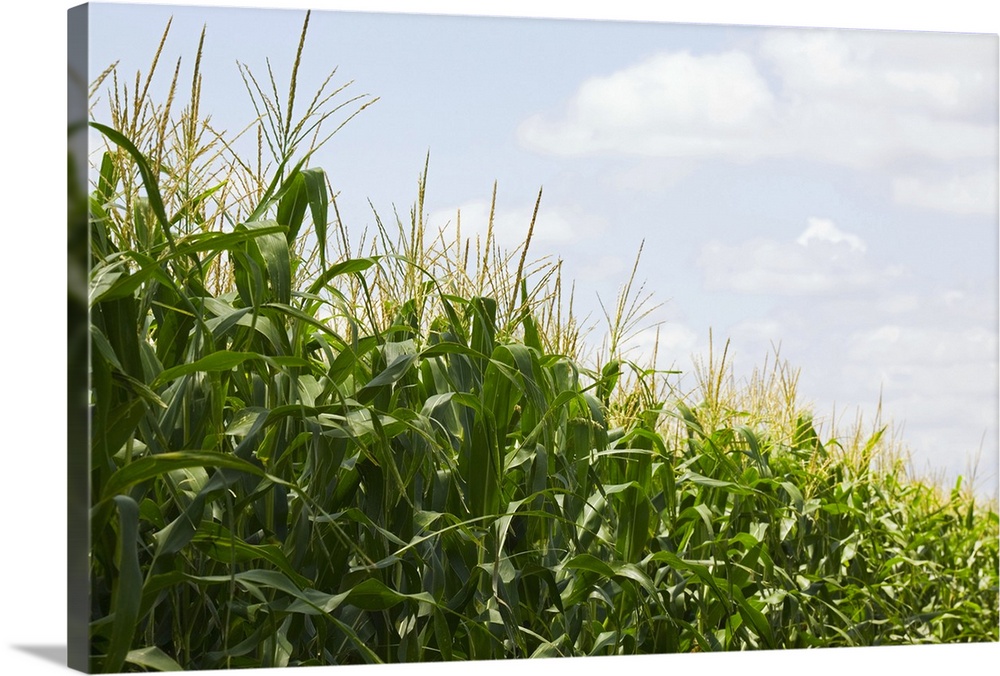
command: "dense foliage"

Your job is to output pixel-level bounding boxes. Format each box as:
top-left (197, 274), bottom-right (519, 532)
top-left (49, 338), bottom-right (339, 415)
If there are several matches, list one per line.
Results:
top-left (85, 15), bottom-right (999, 672)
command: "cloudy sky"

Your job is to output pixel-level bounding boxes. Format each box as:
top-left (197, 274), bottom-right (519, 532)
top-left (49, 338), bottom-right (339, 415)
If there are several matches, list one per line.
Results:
top-left (86, 1), bottom-right (998, 496)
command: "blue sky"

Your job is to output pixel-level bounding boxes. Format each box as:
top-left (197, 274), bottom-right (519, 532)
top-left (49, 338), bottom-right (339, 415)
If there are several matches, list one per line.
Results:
top-left (85, 1), bottom-right (999, 496)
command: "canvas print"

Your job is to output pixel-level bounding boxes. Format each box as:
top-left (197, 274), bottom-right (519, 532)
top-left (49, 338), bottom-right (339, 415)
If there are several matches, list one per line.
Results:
top-left (68, 2), bottom-right (999, 672)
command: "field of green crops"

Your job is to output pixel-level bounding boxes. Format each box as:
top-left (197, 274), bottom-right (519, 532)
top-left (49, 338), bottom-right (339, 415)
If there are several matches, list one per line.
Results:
top-left (82, 15), bottom-right (998, 672)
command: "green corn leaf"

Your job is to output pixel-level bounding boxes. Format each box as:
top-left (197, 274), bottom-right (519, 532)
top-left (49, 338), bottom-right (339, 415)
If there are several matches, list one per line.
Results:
top-left (678, 470), bottom-right (756, 496)
top-left (306, 256), bottom-right (378, 296)
top-left (125, 646), bottom-right (184, 672)
top-left (276, 171), bottom-right (309, 244)
top-left (100, 450), bottom-right (271, 501)
top-left (344, 577), bottom-right (437, 611)
top-left (466, 415), bottom-right (501, 517)
top-left (89, 251), bottom-right (175, 306)
top-left (563, 554), bottom-right (659, 600)
top-left (96, 150), bottom-right (118, 205)
top-left (732, 586), bottom-right (775, 649)
top-left (191, 522), bottom-right (312, 588)
top-left (103, 496), bottom-right (142, 674)
top-left (170, 224), bottom-right (287, 259)
top-left (302, 167), bottom-right (329, 266)
top-left (615, 483), bottom-right (651, 563)
top-left (648, 551), bottom-right (730, 605)
top-left (357, 352), bottom-right (418, 404)
top-left (563, 553), bottom-right (616, 578)
top-left (244, 219), bottom-right (291, 304)
top-left (152, 350), bottom-right (258, 386)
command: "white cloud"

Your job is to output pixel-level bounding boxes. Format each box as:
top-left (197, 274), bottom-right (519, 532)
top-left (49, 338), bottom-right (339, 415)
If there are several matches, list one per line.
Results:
top-left (511, 28), bottom-right (998, 493)
top-left (892, 169), bottom-right (999, 216)
top-left (835, 319), bottom-right (998, 482)
top-left (519, 50), bottom-right (777, 159)
top-left (759, 30), bottom-right (995, 119)
top-left (755, 280), bottom-right (999, 489)
top-left (519, 29), bottom-right (997, 172)
top-left (648, 218), bottom-right (995, 491)
top-left (678, 283), bottom-right (1000, 493)
top-left (796, 217), bottom-right (866, 252)
top-left (685, 212), bottom-right (995, 493)
top-left (698, 218), bottom-right (890, 295)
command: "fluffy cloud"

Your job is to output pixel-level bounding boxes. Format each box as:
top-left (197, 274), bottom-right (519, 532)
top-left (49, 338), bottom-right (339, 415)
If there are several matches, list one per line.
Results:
top-left (519, 50), bottom-right (777, 159)
top-left (795, 217), bottom-right (866, 252)
top-left (758, 30), bottom-right (995, 120)
top-left (510, 27), bottom-right (998, 491)
top-left (685, 287), bottom-right (999, 492)
top-left (697, 218), bottom-right (897, 295)
top-left (518, 29), bottom-right (996, 173)
top-left (828, 307), bottom-right (998, 486)
top-left (691, 217), bottom-right (998, 490)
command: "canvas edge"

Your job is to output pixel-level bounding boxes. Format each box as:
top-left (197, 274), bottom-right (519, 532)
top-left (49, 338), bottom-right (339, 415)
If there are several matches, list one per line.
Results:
top-left (68, 3), bottom-right (91, 673)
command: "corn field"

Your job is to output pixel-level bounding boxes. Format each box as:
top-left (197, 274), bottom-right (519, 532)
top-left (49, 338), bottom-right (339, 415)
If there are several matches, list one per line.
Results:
top-left (78, 14), bottom-right (999, 672)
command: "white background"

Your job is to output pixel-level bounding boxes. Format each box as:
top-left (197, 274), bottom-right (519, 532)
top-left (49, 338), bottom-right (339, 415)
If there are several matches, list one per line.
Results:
top-left (0, 1), bottom-right (997, 675)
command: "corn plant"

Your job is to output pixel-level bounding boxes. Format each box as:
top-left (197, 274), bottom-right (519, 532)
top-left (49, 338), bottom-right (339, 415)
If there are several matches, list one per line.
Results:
top-left (83, 13), bottom-right (999, 673)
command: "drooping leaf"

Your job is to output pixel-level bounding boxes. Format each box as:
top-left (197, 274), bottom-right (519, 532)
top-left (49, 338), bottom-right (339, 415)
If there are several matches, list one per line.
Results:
top-left (103, 496), bottom-right (142, 674)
